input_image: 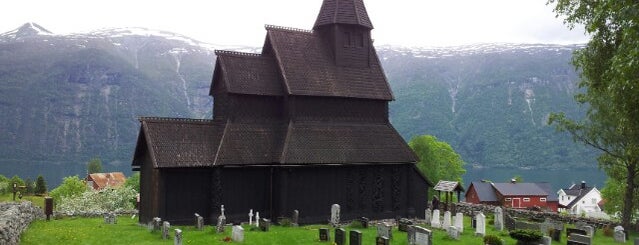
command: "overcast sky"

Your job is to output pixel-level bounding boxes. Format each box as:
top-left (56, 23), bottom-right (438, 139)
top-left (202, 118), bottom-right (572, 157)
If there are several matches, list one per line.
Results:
top-left (2, 0), bottom-right (588, 47)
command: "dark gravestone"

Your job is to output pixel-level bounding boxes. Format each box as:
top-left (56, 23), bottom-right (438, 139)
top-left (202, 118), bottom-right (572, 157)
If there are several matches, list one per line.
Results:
top-left (350, 230), bottom-right (363, 245)
top-left (259, 218), bottom-right (271, 231)
top-left (335, 228), bottom-right (346, 245)
top-left (567, 228), bottom-right (587, 237)
top-left (398, 218), bottom-right (414, 232)
top-left (471, 215), bottom-right (477, 229)
top-left (376, 236), bottom-right (390, 245)
top-left (551, 228), bottom-right (561, 241)
top-left (44, 197), bottom-right (53, 221)
top-left (504, 213), bottom-right (516, 231)
top-left (319, 228), bottom-right (330, 241)
top-left (359, 217), bottom-right (369, 228)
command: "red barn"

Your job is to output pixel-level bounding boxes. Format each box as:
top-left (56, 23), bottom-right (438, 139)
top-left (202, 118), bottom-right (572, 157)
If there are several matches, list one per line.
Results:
top-left (465, 181), bottom-right (558, 212)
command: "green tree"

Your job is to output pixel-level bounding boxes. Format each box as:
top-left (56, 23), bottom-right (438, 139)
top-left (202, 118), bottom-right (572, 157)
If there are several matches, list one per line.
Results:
top-left (24, 178), bottom-right (34, 195)
top-left (49, 176), bottom-right (88, 204)
top-left (87, 157), bottom-right (102, 174)
top-left (124, 172), bottom-right (140, 193)
top-left (35, 175), bottom-right (47, 195)
top-left (408, 135), bottom-right (466, 197)
top-left (548, 0), bottom-right (639, 228)
top-left (0, 175), bottom-right (8, 195)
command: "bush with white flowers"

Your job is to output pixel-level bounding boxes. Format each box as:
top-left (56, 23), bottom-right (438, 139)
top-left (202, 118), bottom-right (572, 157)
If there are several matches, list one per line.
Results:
top-left (56, 186), bottom-right (137, 214)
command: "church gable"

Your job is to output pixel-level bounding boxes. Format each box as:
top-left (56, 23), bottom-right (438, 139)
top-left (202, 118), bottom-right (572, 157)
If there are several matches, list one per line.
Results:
top-left (212, 51), bottom-right (285, 96)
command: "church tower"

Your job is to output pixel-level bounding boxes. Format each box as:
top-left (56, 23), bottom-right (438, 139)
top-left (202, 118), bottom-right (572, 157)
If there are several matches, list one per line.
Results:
top-left (313, 0), bottom-right (373, 68)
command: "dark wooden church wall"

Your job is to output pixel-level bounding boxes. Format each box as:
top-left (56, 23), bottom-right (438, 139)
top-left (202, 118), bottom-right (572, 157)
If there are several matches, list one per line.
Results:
top-left (219, 167), bottom-right (272, 223)
top-left (231, 95), bottom-right (284, 122)
top-left (292, 96), bottom-right (387, 123)
top-left (138, 154), bottom-right (159, 224)
top-left (333, 24), bottom-right (370, 68)
top-left (161, 168), bottom-right (211, 224)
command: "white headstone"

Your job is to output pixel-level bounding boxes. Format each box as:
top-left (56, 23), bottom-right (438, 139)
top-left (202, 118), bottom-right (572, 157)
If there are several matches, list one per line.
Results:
top-left (614, 225), bottom-right (624, 233)
top-left (424, 208), bottom-right (431, 226)
top-left (377, 222), bottom-right (392, 240)
top-left (447, 226), bottom-right (460, 240)
top-left (431, 209), bottom-right (441, 228)
top-left (249, 209), bottom-right (254, 225)
top-left (475, 212), bottom-right (486, 237)
top-left (174, 229), bottom-right (182, 245)
top-left (256, 212), bottom-right (260, 227)
top-left (442, 211), bottom-right (452, 230)
top-left (494, 207), bottom-right (503, 231)
top-left (331, 204), bottom-right (341, 226)
top-left (614, 230), bottom-right (626, 243)
top-left (454, 212), bottom-right (464, 233)
top-left (162, 221), bottom-right (171, 240)
top-left (413, 226), bottom-right (432, 245)
top-left (232, 225), bottom-right (244, 242)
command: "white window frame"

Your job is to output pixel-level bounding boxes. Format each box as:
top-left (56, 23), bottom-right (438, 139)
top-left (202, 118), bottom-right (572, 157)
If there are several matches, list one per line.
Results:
top-left (523, 198), bottom-right (530, 202)
top-left (540, 198), bottom-right (547, 202)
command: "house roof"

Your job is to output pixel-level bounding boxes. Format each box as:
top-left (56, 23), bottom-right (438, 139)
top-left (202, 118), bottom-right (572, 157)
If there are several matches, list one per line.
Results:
top-left (535, 182), bottom-right (559, 202)
top-left (492, 182), bottom-right (548, 196)
top-left (313, 0), bottom-right (373, 29)
top-left (467, 181), bottom-right (498, 202)
top-left (213, 51), bottom-right (285, 96)
top-left (562, 184), bottom-right (596, 208)
top-left (434, 180), bottom-right (464, 192)
top-left (86, 172), bottom-right (126, 189)
top-left (133, 118), bottom-right (417, 168)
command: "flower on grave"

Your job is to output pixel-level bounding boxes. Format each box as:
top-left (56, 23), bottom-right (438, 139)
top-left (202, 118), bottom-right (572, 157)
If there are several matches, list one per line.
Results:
top-left (223, 236), bottom-right (232, 242)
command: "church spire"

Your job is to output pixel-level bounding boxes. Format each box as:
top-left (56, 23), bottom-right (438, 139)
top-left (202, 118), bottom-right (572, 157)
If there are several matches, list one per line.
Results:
top-left (313, 0), bottom-right (373, 30)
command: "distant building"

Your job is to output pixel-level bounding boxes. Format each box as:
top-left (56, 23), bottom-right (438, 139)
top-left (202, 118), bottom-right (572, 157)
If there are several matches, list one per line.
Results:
top-left (465, 180), bottom-right (558, 212)
top-left (557, 181), bottom-right (604, 216)
top-left (85, 172), bottom-right (126, 190)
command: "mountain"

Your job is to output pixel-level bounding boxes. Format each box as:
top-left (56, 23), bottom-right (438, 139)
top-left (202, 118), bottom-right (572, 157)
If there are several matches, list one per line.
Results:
top-left (0, 23), bottom-right (598, 186)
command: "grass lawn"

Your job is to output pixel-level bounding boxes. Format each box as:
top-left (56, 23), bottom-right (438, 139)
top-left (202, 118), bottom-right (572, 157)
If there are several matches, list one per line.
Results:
top-left (21, 214), bottom-right (636, 244)
top-left (0, 193), bottom-right (45, 208)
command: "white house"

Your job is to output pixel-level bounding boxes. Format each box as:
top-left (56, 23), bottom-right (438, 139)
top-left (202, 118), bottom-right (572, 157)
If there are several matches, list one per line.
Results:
top-left (557, 181), bottom-right (605, 217)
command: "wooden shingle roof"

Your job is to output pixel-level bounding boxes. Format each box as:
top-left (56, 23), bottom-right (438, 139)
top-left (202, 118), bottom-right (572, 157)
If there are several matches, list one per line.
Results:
top-left (313, 0), bottom-right (373, 29)
top-left (265, 26), bottom-right (393, 100)
top-left (213, 51), bottom-right (285, 96)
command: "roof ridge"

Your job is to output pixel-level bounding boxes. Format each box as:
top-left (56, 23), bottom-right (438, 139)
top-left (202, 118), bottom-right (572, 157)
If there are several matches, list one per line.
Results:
top-left (138, 117), bottom-right (214, 123)
top-left (215, 50), bottom-right (262, 57)
top-left (265, 24), bottom-right (313, 34)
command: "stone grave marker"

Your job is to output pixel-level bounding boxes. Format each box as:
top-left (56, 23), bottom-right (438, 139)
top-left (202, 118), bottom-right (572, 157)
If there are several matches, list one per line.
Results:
top-left (575, 221), bottom-right (587, 230)
top-left (359, 217), bottom-right (369, 228)
top-left (377, 222), bottom-right (392, 240)
top-left (424, 208), bottom-right (431, 226)
top-left (330, 204), bottom-right (340, 227)
top-left (583, 225), bottom-right (594, 237)
top-left (541, 236), bottom-right (551, 245)
top-left (195, 213), bottom-right (203, 230)
top-left (634, 237), bottom-right (639, 245)
top-left (614, 225), bottom-right (624, 233)
top-left (335, 228), bottom-right (346, 245)
top-left (475, 212), bottom-right (485, 237)
top-left (292, 210), bottom-right (299, 226)
top-left (152, 217), bottom-right (162, 232)
top-left (162, 221), bottom-right (171, 240)
top-left (540, 218), bottom-right (553, 235)
top-left (431, 209), bottom-right (441, 228)
top-left (447, 226), bottom-right (460, 240)
top-left (407, 225), bottom-right (416, 244)
top-left (614, 230), bottom-right (626, 243)
top-left (413, 226), bottom-right (432, 245)
top-left (174, 229), bottom-right (182, 245)
top-left (376, 236), bottom-right (390, 245)
top-left (232, 225), bottom-right (244, 242)
top-left (551, 228), bottom-right (562, 241)
top-left (504, 213), bottom-right (516, 231)
top-left (259, 218), bottom-right (271, 231)
top-left (216, 215), bottom-right (226, 233)
top-left (442, 211), bottom-right (452, 230)
top-left (494, 207), bottom-right (503, 231)
top-left (399, 218), bottom-right (414, 232)
top-left (248, 209), bottom-right (254, 225)
top-left (319, 228), bottom-right (330, 241)
top-left (256, 212), bottom-right (260, 227)
top-left (453, 212), bottom-right (463, 233)
top-left (568, 233), bottom-right (591, 245)
top-left (349, 230), bottom-right (362, 245)
top-left (567, 228), bottom-right (587, 237)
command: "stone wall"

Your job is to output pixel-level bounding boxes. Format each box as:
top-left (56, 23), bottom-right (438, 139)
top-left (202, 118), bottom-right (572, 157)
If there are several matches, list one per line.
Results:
top-left (0, 201), bottom-right (45, 245)
top-left (454, 202), bottom-right (619, 228)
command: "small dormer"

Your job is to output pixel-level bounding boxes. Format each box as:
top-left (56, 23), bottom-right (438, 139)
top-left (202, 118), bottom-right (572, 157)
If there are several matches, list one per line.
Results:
top-left (313, 0), bottom-right (373, 68)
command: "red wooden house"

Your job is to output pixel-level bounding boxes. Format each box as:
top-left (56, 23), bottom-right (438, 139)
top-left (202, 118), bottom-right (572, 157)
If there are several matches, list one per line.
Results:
top-left (465, 181), bottom-right (558, 212)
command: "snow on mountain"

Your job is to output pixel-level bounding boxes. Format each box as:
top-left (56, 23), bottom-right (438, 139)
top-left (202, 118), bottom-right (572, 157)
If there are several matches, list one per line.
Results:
top-left (376, 43), bottom-right (585, 59)
top-left (0, 22), bottom-right (53, 40)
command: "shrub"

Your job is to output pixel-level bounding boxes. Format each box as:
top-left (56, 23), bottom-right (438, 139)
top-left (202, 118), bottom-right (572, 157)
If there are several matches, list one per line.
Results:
top-left (483, 234), bottom-right (503, 245)
top-left (56, 186), bottom-right (137, 213)
top-left (49, 176), bottom-right (88, 204)
top-left (509, 229), bottom-right (543, 242)
top-left (603, 225), bottom-right (613, 237)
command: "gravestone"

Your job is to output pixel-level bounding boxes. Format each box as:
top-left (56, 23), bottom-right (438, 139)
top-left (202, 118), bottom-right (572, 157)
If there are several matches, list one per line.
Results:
top-left (359, 217), bottom-right (369, 228)
top-left (634, 237), bottom-right (639, 245)
top-left (541, 236), bottom-right (551, 245)
top-left (614, 225), bottom-right (624, 233)
top-left (431, 209), bottom-right (441, 228)
top-left (104, 212), bottom-right (116, 224)
top-left (583, 226), bottom-right (594, 237)
top-left (376, 236), bottom-right (390, 245)
top-left (292, 210), bottom-right (299, 226)
top-left (407, 225), bottom-right (416, 244)
top-left (454, 212), bottom-right (463, 233)
top-left (471, 212), bottom-right (477, 229)
top-left (195, 213), bottom-right (203, 230)
top-left (551, 228), bottom-right (562, 241)
top-left (259, 218), bottom-right (271, 231)
top-left (494, 207), bottom-right (503, 231)
top-left (349, 230), bottom-right (362, 245)
top-left (504, 213), bottom-right (516, 231)
top-left (249, 209), bottom-right (254, 225)
top-left (413, 226), bottom-right (432, 245)
top-left (399, 218), bottom-right (414, 232)
top-left (216, 215), bottom-right (226, 233)
top-left (442, 211), bottom-right (452, 230)
top-left (335, 228), bottom-right (346, 245)
top-left (162, 221), bottom-right (171, 240)
top-left (540, 218), bottom-right (553, 235)
top-left (152, 217), bottom-right (162, 232)
top-left (174, 229), bottom-right (182, 245)
top-left (232, 225), bottom-right (244, 242)
top-left (319, 228), bottom-right (330, 241)
top-left (377, 222), bottom-right (392, 240)
top-left (447, 226), bottom-right (460, 240)
top-left (568, 233), bottom-right (591, 245)
top-left (256, 212), bottom-right (260, 227)
top-left (424, 208), bottom-right (431, 226)
top-left (614, 230), bottom-right (626, 243)
top-left (475, 212), bottom-right (486, 237)
top-left (575, 221), bottom-right (587, 230)
top-left (331, 204), bottom-right (341, 227)
top-left (567, 228), bottom-right (587, 237)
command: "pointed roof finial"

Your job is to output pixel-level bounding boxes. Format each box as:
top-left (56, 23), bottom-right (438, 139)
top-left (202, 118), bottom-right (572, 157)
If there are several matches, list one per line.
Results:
top-left (313, 0), bottom-right (373, 30)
